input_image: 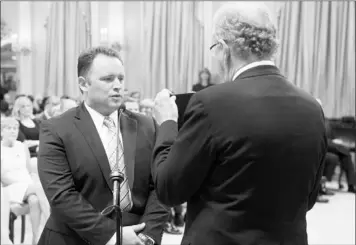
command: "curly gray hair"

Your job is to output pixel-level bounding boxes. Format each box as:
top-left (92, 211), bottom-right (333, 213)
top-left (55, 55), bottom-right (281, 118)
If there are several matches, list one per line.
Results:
top-left (213, 2), bottom-right (279, 60)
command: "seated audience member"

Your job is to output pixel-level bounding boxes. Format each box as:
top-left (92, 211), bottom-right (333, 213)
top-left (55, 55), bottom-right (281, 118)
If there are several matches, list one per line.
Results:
top-left (1, 99), bottom-right (11, 117)
top-left (36, 95), bottom-right (60, 121)
top-left (123, 88), bottom-right (130, 102)
top-left (323, 152), bottom-right (339, 182)
top-left (125, 101), bottom-right (140, 113)
top-left (0, 83), bottom-right (8, 101)
top-left (52, 97), bottom-right (78, 117)
top-left (15, 94), bottom-right (27, 100)
top-left (316, 152), bottom-right (338, 198)
top-left (1, 183), bottom-right (13, 245)
top-left (12, 96), bottom-right (41, 159)
top-left (326, 119), bottom-right (356, 193)
top-left (33, 94), bottom-right (44, 115)
top-left (129, 91), bottom-right (141, 102)
top-left (1, 117), bottom-right (45, 244)
top-left (192, 68), bottom-right (214, 92)
top-left (3, 93), bottom-right (14, 111)
top-left (140, 98), bottom-right (154, 116)
top-left (1, 183), bottom-right (14, 245)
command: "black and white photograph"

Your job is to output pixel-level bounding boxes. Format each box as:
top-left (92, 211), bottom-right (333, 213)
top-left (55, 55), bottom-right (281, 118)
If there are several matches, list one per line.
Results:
top-left (1, 1), bottom-right (355, 245)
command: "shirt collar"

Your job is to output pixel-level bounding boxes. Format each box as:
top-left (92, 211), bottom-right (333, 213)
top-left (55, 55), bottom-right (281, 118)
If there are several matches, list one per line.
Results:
top-left (232, 60), bottom-right (275, 81)
top-left (84, 102), bottom-right (118, 130)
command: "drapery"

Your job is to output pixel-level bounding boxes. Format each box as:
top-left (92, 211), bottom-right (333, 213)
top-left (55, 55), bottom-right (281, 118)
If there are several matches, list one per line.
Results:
top-left (275, 1), bottom-right (355, 117)
top-left (44, 2), bottom-right (91, 98)
top-left (140, 1), bottom-right (205, 98)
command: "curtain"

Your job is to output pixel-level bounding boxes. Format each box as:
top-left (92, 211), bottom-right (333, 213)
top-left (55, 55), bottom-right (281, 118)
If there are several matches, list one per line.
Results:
top-left (275, 1), bottom-right (355, 118)
top-left (141, 1), bottom-right (205, 98)
top-left (44, 2), bottom-right (91, 98)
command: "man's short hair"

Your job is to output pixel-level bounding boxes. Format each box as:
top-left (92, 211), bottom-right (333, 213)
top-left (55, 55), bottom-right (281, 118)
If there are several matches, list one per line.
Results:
top-left (77, 46), bottom-right (124, 78)
top-left (213, 2), bottom-right (278, 60)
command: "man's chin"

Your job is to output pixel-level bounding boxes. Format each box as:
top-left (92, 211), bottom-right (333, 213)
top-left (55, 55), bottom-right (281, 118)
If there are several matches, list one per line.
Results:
top-left (108, 100), bottom-right (123, 109)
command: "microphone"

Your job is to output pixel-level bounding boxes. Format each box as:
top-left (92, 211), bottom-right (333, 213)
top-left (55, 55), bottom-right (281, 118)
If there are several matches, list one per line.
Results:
top-left (110, 170), bottom-right (125, 207)
top-left (119, 104), bottom-right (126, 113)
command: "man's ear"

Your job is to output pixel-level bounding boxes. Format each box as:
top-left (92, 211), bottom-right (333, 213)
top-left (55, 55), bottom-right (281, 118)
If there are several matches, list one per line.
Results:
top-left (78, 76), bottom-right (88, 92)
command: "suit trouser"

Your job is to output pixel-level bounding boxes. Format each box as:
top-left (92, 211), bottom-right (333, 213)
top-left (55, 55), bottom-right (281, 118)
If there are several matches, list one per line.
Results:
top-left (328, 143), bottom-right (355, 185)
top-left (324, 152), bottom-right (339, 181)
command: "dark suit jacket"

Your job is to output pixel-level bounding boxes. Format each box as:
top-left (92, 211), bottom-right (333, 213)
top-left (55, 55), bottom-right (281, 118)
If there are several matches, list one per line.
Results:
top-left (152, 65), bottom-right (327, 245)
top-left (38, 103), bottom-right (169, 245)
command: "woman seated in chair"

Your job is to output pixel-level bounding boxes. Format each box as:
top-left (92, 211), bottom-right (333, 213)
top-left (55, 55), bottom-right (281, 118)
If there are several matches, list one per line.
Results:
top-left (1, 183), bottom-right (13, 244)
top-left (1, 117), bottom-right (44, 244)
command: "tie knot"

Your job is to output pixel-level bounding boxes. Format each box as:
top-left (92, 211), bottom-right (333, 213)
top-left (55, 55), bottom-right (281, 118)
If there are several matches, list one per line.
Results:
top-left (103, 117), bottom-right (116, 131)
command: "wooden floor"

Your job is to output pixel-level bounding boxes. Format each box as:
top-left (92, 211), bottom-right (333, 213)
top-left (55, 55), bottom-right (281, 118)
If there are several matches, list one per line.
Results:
top-left (4, 182), bottom-right (355, 245)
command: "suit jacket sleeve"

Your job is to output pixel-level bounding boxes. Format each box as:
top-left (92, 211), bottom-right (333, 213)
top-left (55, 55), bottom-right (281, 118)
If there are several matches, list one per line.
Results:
top-left (152, 94), bottom-right (215, 206)
top-left (307, 109), bottom-right (328, 210)
top-left (140, 177), bottom-right (170, 244)
top-left (38, 120), bottom-right (116, 245)
top-left (140, 117), bottom-right (170, 245)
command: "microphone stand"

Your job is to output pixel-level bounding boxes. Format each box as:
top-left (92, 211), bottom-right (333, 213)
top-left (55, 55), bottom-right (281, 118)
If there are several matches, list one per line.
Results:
top-left (102, 171), bottom-right (125, 245)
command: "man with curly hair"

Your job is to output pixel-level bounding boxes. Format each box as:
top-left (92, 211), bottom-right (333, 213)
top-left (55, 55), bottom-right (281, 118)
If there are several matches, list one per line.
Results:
top-left (151, 2), bottom-right (327, 245)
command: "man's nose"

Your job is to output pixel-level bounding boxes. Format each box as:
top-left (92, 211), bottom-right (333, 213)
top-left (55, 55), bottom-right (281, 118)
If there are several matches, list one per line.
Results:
top-left (112, 78), bottom-right (123, 90)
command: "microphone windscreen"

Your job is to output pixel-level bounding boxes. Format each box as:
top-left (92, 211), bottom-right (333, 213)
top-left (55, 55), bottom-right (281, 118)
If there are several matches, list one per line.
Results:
top-left (119, 103), bottom-right (126, 112)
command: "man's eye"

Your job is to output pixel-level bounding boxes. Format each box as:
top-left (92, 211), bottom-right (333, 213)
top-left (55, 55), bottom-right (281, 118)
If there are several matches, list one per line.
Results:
top-left (103, 77), bottom-right (114, 81)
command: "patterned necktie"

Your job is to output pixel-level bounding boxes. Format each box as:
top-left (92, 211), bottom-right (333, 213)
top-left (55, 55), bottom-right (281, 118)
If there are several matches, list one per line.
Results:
top-left (103, 116), bottom-right (132, 212)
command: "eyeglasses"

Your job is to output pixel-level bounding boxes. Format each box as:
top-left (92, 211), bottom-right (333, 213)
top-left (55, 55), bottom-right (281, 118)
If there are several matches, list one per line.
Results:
top-left (209, 39), bottom-right (228, 51)
top-left (209, 43), bottom-right (219, 51)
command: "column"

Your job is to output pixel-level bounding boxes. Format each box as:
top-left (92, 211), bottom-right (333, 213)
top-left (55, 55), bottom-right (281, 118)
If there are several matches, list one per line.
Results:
top-left (203, 1), bottom-right (213, 70)
top-left (107, 1), bottom-right (125, 60)
top-left (17, 1), bottom-right (33, 94)
top-left (31, 1), bottom-right (51, 96)
top-left (90, 2), bottom-right (100, 46)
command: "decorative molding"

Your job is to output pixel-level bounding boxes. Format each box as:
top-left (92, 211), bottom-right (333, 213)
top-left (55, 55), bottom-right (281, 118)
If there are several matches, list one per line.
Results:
top-left (1, 18), bottom-right (11, 41)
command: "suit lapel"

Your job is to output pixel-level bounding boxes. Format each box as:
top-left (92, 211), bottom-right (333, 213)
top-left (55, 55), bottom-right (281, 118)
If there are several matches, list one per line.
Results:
top-left (73, 103), bottom-right (113, 191)
top-left (120, 112), bottom-right (137, 189)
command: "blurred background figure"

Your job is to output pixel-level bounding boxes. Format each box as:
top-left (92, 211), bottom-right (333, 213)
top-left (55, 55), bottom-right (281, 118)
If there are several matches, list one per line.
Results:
top-left (129, 91), bottom-right (141, 102)
top-left (1, 99), bottom-right (10, 117)
top-left (192, 68), bottom-right (214, 92)
top-left (125, 100), bottom-right (140, 113)
top-left (12, 96), bottom-right (40, 159)
top-left (140, 98), bottom-right (154, 117)
top-left (33, 94), bottom-right (44, 115)
top-left (52, 97), bottom-right (78, 117)
top-left (1, 183), bottom-right (14, 245)
top-left (36, 95), bottom-right (60, 121)
top-left (1, 117), bottom-right (46, 244)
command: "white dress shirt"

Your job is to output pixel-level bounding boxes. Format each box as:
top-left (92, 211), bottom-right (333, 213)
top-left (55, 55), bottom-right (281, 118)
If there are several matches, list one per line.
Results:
top-left (232, 60), bottom-right (275, 81)
top-left (84, 103), bottom-right (122, 147)
top-left (84, 104), bottom-right (152, 245)
top-left (85, 104), bottom-right (121, 245)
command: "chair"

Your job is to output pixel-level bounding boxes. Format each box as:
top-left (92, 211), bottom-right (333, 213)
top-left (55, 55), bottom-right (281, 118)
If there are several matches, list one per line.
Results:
top-left (8, 203), bottom-right (29, 244)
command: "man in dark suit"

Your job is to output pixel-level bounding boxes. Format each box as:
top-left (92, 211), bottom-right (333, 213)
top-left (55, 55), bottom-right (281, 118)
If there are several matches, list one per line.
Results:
top-left (151, 2), bottom-right (327, 245)
top-left (37, 47), bottom-right (169, 245)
